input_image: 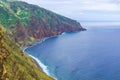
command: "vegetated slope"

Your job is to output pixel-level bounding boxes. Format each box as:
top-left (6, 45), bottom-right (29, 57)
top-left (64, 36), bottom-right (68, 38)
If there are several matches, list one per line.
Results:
top-left (0, 26), bottom-right (54, 80)
top-left (0, 0), bottom-right (86, 46)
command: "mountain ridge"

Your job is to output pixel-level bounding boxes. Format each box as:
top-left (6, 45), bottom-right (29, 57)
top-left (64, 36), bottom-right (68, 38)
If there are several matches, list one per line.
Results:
top-left (0, 0), bottom-right (86, 79)
top-left (0, 0), bottom-right (85, 46)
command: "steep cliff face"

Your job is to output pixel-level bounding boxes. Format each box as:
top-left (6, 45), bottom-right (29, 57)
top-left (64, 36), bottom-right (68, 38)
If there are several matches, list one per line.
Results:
top-left (0, 0), bottom-right (85, 46)
top-left (0, 27), bottom-right (54, 80)
top-left (0, 0), bottom-right (86, 79)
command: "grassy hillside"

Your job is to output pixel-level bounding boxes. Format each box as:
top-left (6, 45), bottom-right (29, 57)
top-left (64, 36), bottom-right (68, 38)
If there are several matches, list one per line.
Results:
top-left (0, 26), bottom-right (54, 80)
top-left (0, 0), bottom-right (85, 79)
top-left (0, 0), bottom-right (85, 46)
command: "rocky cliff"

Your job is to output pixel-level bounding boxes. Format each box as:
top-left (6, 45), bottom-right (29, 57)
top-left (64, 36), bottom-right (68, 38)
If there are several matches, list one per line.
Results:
top-left (0, 0), bottom-right (86, 79)
top-left (0, 0), bottom-right (85, 46)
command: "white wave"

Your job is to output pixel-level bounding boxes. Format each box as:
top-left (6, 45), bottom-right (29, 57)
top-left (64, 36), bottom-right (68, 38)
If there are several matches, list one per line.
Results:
top-left (29, 55), bottom-right (50, 75)
top-left (22, 34), bottom-right (63, 80)
top-left (28, 54), bottom-right (58, 80)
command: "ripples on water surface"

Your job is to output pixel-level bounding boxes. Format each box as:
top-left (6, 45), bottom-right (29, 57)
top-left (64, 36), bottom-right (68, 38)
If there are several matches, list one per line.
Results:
top-left (25, 22), bottom-right (120, 80)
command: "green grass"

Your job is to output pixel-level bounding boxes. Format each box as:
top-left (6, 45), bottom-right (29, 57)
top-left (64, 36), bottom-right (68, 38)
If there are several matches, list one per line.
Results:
top-left (0, 26), bottom-right (54, 80)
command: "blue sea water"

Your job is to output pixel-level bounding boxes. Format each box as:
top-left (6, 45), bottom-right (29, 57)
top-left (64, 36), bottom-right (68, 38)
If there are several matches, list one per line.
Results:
top-left (25, 22), bottom-right (120, 80)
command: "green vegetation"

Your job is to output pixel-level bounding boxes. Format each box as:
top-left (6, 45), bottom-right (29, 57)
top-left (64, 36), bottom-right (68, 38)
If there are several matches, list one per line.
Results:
top-left (0, 0), bottom-right (85, 79)
top-left (0, 5), bottom-right (18, 28)
top-left (0, 26), bottom-right (54, 80)
top-left (0, 0), bottom-right (85, 46)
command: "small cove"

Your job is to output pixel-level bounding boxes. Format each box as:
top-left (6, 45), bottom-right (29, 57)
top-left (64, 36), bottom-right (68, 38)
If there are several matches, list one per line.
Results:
top-left (25, 22), bottom-right (120, 80)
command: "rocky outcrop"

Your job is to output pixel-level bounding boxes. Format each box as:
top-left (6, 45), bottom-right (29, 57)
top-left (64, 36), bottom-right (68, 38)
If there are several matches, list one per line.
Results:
top-left (0, 0), bottom-right (86, 46)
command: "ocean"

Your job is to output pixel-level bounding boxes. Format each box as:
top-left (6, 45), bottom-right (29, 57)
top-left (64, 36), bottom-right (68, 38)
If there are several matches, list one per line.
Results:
top-left (25, 22), bottom-right (120, 80)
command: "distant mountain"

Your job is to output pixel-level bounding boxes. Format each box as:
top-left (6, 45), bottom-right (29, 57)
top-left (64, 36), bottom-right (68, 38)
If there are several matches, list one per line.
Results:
top-left (0, 27), bottom-right (54, 80)
top-left (0, 0), bottom-right (85, 46)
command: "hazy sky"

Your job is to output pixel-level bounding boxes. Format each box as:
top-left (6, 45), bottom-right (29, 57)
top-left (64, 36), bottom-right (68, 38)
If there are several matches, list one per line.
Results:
top-left (19, 0), bottom-right (120, 21)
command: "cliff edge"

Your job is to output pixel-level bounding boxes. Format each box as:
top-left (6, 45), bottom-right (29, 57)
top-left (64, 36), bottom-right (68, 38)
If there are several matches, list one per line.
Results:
top-left (0, 0), bottom-right (86, 46)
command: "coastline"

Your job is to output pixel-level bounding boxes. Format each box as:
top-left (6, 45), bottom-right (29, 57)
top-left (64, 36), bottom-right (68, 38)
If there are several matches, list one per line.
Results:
top-left (28, 55), bottom-right (50, 76)
top-left (22, 31), bottom-right (83, 80)
top-left (23, 46), bottom-right (58, 80)
top-left (25, 53), bottom-right (58, 80)
top-left (22, 35), bottom-right (60, 80)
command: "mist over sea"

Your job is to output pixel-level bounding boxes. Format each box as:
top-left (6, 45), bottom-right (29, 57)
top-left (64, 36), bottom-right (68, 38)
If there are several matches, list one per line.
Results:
top-left (25, 22), bottom-right (120, 80)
